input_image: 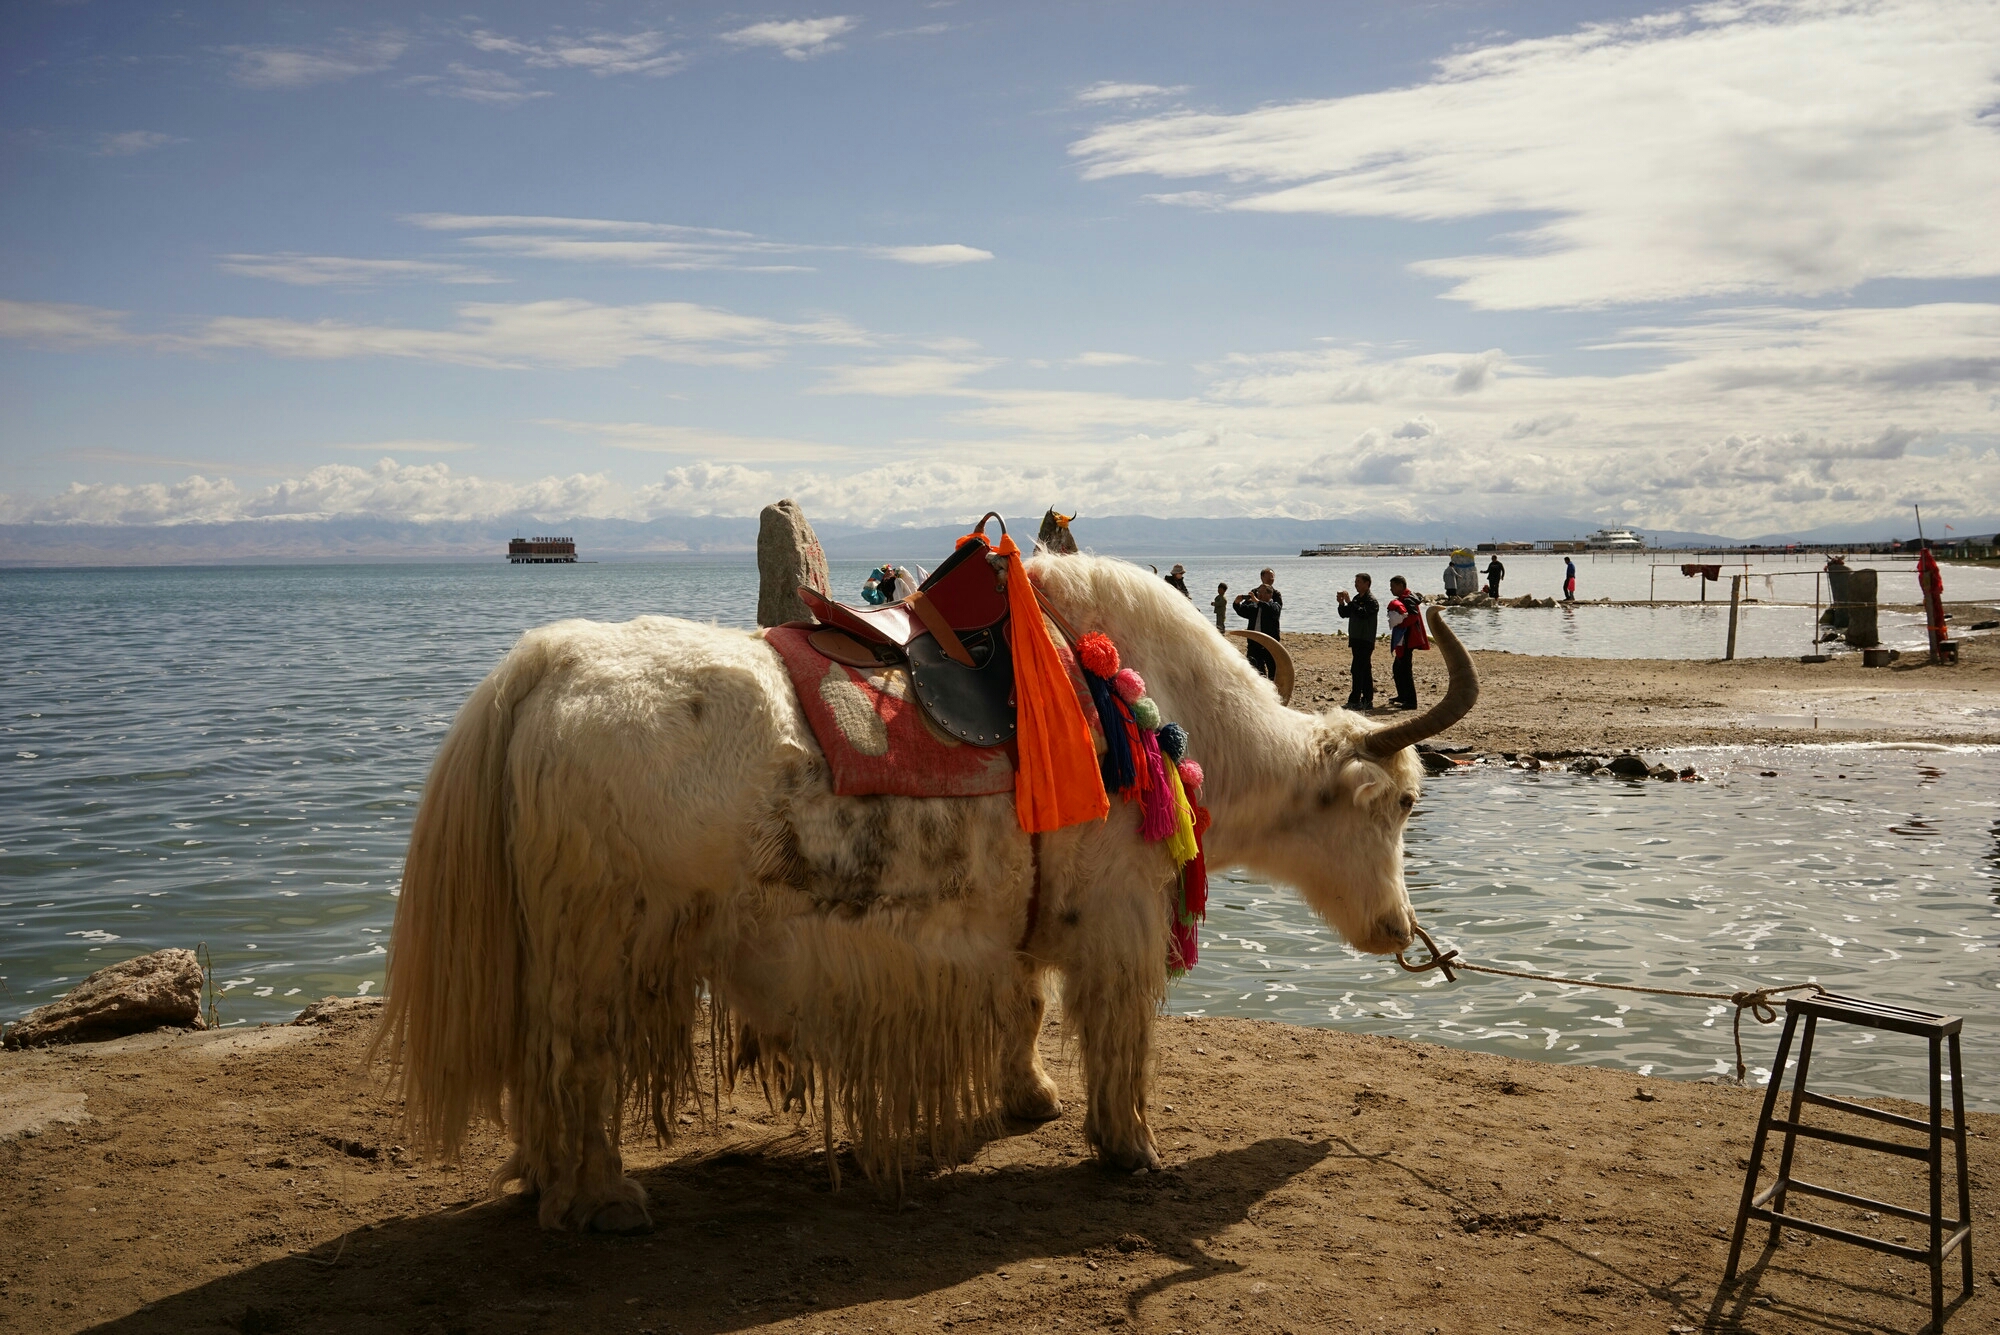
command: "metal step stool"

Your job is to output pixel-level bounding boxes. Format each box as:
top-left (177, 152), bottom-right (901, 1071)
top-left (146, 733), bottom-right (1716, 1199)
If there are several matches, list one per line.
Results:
top-left (1726, 992), bottom-right (1972, 1329)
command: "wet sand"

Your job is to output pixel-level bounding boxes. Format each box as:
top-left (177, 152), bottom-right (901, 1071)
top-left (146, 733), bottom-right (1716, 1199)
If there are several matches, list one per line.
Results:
top-left (1286, 631), bottom-right (2000, 752)
top-left (3, 998), bottom-right (1993, 1334)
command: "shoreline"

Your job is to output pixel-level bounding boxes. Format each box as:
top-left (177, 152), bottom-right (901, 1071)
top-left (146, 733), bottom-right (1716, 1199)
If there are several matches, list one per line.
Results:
top-left (1285, 631), bottom-right (2000, 752)
top-left (5, 998), bottom-right (1992, 1333)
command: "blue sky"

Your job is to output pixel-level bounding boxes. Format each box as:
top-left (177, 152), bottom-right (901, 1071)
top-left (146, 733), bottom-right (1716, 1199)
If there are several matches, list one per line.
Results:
top-left (3, 0), bottom-right (1998, 535)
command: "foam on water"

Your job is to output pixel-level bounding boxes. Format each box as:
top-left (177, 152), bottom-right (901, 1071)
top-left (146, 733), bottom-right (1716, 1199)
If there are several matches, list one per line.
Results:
top-left (4, 564), bottom-right (1994, 1106)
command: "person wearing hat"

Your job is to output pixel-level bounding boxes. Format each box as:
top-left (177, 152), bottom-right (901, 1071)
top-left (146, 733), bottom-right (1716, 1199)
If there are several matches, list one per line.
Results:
top-left (1164, 564), bottom-right (1190, 597)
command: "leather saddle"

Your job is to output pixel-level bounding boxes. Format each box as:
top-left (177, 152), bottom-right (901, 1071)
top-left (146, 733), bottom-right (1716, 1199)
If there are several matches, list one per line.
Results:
top-left (796, 513), bottom-right (1018, 747)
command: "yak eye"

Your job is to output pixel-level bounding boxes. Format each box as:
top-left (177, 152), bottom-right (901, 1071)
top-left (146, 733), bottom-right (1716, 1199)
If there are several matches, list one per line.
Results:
top-left (1399, 793), bottom-right (1415, 810)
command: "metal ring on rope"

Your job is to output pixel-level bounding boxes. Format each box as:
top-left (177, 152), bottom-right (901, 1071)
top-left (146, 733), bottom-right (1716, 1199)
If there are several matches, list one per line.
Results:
top-left (1225, 628), bottom-right (1294, 705)
top-left (1395, 924), bottom-right (1460, 981)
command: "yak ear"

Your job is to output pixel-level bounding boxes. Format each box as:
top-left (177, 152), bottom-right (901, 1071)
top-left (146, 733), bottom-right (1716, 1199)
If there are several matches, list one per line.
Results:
top-left (1350, 777), bottom-right (1383, 808)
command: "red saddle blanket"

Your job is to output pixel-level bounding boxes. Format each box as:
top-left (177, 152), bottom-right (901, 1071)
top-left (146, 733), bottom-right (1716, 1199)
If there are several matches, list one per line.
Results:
top-left (765, 626), bottom-right (1017, 798)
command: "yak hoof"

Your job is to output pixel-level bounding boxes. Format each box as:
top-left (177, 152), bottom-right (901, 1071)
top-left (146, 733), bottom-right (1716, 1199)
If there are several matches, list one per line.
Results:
top-left (1005, 1080), bottom-right (1064, 1123)
top-left (587, 1198), bottom-right (654, 1235)
top-left (1095, 1137), bottom-right (1163, 1174)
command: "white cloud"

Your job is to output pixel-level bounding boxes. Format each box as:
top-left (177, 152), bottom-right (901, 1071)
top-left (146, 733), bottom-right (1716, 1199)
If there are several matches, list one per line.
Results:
top-left (96, 131), bottom-right (181, 156)
top-left (537, 420), bottom-right (856, 461)
top-left (466, 28), bottom-right (683, 77)
top-left (872, 244), bottom-right (994, 266)
top-left (326, 439), bottom-right (479, 453)
top-left (455, 233), bottom-right (815, 272)
top-left (813, 356), bottom-right (998, 396)
top-left (217, 254), bottom-right (503, 286)
top-left (405, 213), bottom-right (990, 272)
top-left (1072, 1), bottom-right (2000, 309)
top-left (719, 17), bottom-right (859, 60)
top-left (226, 36), bottom-right (406, 89)
top-left (404, 213), bottom-right (758, 238)
top-left (0, 297), bottom-right (867, 370)
top-left (0, 299), bottom-right (136, 348)
top-left (1076, 81), bottom-right (1189, 104)
top-left (405, 64), bottom-right (553, 104)
top-left (1069, 351), bottom-right (1151, 367)
top-left (9, 293), bottom-right (1997, 534)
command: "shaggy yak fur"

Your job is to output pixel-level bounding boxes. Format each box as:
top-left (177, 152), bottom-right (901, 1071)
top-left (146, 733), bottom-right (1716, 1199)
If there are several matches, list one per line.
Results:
top-left (375, 553), bottom-right (1473, 1231)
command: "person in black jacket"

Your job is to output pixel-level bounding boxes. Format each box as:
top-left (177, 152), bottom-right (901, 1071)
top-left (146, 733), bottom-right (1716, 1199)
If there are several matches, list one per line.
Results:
top-left (1233, 575), bottom-right (1283, 679)
top-left (1484, 555), bottom-right (1505, 598)
top-left (1336, 574), bottom-right (1379, 709)
top-left (1164, 563), bottom-right (1190, 597)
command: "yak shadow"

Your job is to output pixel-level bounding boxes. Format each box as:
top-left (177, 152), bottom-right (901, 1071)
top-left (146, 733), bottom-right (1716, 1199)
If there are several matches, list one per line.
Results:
top-left (84, 1136), bottom-right (1328, 1335)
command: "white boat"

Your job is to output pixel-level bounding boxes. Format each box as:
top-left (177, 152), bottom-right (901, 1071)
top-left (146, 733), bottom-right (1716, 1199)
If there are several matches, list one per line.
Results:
top-left (1585, 527), bottom-right (1645, 550)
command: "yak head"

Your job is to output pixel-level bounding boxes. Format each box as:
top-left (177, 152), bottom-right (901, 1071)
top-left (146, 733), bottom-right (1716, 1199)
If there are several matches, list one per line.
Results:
top-left (1218, 608), bottom-right (1477, 957)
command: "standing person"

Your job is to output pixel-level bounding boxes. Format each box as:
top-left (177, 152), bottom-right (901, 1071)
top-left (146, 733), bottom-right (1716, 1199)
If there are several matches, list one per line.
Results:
top-left (1233, 582), bottom-right (1282, 679)
top-left (1335, 574), bottom-right (1379, 710)
top-left (1484, 554), bottom-right (1505, 598)
top-left (1386, 575), bottom-right (1429, 709)
top-left (1257, 567), bottom-right (1283, 616)
top-left (1165, 564), bottom-right (1191, 597)
top-left (1212, 582), bottom-right (1229, 632)
top-left (1563, 555), bottom-right (1577, 602)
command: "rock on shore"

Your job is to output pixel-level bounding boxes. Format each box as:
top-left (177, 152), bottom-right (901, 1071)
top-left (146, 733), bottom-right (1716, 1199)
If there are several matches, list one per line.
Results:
top-left (2, 948), bottom-right (205, 1049)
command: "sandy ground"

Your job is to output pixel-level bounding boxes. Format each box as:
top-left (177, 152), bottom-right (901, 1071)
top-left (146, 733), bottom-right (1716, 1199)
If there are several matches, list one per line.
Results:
top-left (3, 998), bottom-right (1993, 1335)
top-left (1285, 630), bottom-right (2000, 753)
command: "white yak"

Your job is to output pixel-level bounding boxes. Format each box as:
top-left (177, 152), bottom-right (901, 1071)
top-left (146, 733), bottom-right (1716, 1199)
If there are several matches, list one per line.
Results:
top-left (376, 553), bottom-right (1476, 1231)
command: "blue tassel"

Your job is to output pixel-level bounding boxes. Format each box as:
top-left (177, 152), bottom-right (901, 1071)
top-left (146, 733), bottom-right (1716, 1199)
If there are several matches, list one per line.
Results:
top-left (1087, 671), bottom-right (1136, 793)
top-left (1157, 721), bottom-right (1188, 763)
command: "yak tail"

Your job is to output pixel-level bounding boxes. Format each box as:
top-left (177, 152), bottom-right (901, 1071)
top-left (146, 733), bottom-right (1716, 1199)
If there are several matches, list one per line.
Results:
top-left (371, 634), bottom-right (552, 1160)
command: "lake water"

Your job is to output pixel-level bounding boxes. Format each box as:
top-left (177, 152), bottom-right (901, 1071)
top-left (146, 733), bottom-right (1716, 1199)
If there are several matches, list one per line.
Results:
top-left (4, 564), bottom-right (1995, 1108)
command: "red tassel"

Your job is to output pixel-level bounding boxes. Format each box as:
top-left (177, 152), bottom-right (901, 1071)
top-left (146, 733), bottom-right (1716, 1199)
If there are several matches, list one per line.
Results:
top-left (1183, 805), bottom-right (1211, 922)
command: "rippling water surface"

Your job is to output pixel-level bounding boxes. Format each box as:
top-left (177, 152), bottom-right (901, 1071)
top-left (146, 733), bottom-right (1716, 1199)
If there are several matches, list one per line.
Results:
top-left (4, 564), bottom-right (1994, 1107)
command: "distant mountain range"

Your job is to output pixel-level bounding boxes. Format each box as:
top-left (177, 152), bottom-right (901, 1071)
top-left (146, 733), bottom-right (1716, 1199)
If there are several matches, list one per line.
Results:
top-left (3, 510), bottom-right (1992, 567)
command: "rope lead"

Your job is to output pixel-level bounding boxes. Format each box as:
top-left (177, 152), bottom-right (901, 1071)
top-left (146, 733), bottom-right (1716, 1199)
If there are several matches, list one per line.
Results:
top-left (1395, 925), bottom-right (1825, 1083)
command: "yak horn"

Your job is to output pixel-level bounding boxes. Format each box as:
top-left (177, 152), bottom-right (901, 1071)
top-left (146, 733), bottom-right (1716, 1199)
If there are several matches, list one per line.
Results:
top-left (1226, 629), bottom-right (1294, 705)
top-left (1360, 607), bottom-right (1478, 757)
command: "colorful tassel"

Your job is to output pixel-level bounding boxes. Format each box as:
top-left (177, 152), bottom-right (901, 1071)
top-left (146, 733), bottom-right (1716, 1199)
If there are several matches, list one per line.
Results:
top-left (1112, 668), bottom-right (1146, 703)
top-left (1162, 757), bottom-right (1199, 866)
top-left (1156, 721), bottom-right (1187, 762)
top-left (993, 534), bottom-right (1109, 833)
top-left (1133, 696), bottom-right (1162, 731)
top-left (1182, 806), bottom-right (1211, 920)
top-left (1136, 726), bottom-right (1175, 840)
top-left (1177, 758), bottom-right (1204, 794)
top-left (1076, 631), bottom-right (1120, 678)
top-left (1086, 671), bottom-right (1136, 794)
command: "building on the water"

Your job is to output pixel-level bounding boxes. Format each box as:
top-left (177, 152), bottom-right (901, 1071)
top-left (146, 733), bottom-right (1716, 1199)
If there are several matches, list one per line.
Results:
top-left (1585, 527), bottom-right (1645, 550)
top-left (508, 536), bottom-right (577, 563)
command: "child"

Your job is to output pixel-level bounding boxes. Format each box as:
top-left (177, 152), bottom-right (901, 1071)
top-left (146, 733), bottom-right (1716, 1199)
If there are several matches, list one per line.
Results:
top-left (1212, 582), bottom-right (1229, 632)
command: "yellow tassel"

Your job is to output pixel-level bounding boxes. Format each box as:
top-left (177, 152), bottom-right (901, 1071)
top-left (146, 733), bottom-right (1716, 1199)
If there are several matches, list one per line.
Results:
top-left (1163, 758), bottom-right (1199, 866)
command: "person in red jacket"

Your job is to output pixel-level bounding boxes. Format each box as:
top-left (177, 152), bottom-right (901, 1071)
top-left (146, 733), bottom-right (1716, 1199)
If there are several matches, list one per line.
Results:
top-left (1386, 575), bottom-right (1429, 710)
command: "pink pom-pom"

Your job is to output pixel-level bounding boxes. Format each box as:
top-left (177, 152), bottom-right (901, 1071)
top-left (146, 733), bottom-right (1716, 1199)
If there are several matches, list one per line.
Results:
top-left (1112, 668), bottom-right (1146, 703)
top-left (1178, 759), bottom-right (1204, 793)
top-left (1076, 631), bottom-right (1120, 678)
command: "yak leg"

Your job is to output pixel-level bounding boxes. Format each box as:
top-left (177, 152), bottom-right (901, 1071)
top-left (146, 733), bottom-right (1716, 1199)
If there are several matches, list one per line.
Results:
top-left (1055, 869), bottom-right (1167, 1172)
top-left (500, 1037), bottom-right (652, 1233)
top-left (999, 959), bottom-right (1062, 1122)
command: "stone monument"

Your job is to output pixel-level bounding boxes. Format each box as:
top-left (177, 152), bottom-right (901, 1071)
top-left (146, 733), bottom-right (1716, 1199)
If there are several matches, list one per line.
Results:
top-left (757, 499), bottom-right (831, 627)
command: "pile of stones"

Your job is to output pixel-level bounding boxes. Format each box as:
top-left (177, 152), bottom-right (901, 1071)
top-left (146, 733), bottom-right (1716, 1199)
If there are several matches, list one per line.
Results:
top-left (1435, 593), bottom-right (1559, 609)
top-left (1417, 745), bottom-right (1701, 781)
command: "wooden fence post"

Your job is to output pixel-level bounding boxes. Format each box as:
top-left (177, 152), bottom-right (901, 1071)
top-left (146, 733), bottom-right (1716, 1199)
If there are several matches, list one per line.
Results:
top-left (1725, 575), bottom-right (1742, 659)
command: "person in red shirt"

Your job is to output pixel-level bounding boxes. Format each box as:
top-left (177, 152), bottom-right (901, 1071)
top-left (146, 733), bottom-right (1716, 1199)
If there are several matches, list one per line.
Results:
top-left (1386, 575), bottom-right (1429, 710)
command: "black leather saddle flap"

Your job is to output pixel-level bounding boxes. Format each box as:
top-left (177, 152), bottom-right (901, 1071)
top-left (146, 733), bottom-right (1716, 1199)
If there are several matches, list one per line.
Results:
top-left (906, 625), bottom-right (1015, 747)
